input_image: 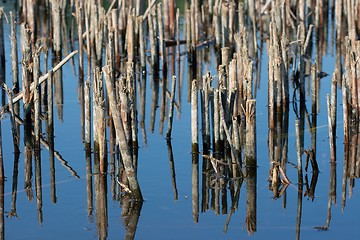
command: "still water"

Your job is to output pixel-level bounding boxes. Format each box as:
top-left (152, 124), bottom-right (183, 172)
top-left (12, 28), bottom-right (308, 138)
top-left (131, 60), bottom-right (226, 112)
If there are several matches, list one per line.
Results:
top-left (1, 1), bottom-right (360, 240)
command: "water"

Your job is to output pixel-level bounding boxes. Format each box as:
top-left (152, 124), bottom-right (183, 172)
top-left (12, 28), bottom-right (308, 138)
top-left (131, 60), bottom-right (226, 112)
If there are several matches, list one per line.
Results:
top-left (1, 1), bottom-right (360, 240)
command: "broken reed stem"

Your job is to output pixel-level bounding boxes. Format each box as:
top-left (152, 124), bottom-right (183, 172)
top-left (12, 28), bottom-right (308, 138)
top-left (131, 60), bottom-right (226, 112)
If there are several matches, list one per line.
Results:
top-left (92, 69), bottom-right (100, 150)
top-left (77, 3), bottom-right (84, 80)
top-left (185, 9), bottom-right (191, 52)
top-left (142, 0), bottom-right (157, 21)
top-left (213, 88), bottom-right (220, 153)
top-left (10, 12), bottom-right (18, 95)
top-left (327, 70), bottom-right (338, 164)
top-left (303, 24), bottom-right (314, 53)
top-left (166, 76), bottom-right (177, 141)
top-left (342, 76), bottom-right (349, 145)
top-left (84, 4), bottom-right (91, 77)
top-left (138, 16), bottom-right (146, 70)
top-left (202, 72), bottom-right (212, 151)
top-left (176, 8), bottom-right (180, 61)
top-left (41, 45), bottom-right (48, 110)
top-left (190, 2), bottom-right (196, 49)
top-left (213, 2), bottom-right (221, 48)
top-left (84, 77), bottom-right (91, 150)
top-left (271, 21), bottom-right (282, 110)
top-left (127, 13), bottom-right (135, 63)
top-left (311, 63), bottom-right (317, 118)
top-left (33, 47), bottom-right (41, 150)
top-left (106, 28), bottom-right (115, 86)
top-left (295, 119), bottom-right (302, 171)
top-left (267, 25), bottom-right (275, 130)
top-left (157, 3), bottom-right (166, 71)
top-left (21, 23), bottom-right (32, 147)
top-left (245, 100), bottom-right (256, 168)
top-left (93, 67), bottom-right (106, 173)
top-left (327, 95), bottom-right (336, 163)
top-left (127, 62), bottom-right (138, 152)
top-left (103, 65), bottom-right (142, 200)
top-left (219, 92), bottom-right (240, 168)
top-left (331, 70), bottom-right (337, 129)
top-left (148, 9), bottom-right (158, 69)
top-left (110, 9), bottom-right (119, 69)
top-left (119, 77), bottom-right (131, 143)
top-left (51, 0), bottom-right (61, 54)
top-left (191, 79), bottom-right (198, 152)
top-left (94, 6), bottom-right (105, 65)
top-left (10, 50), bottom-right (78, 106)
top-left (232, 115), bottom-right (241, 169)
top-left (352, 43), bottom-right (359, 116)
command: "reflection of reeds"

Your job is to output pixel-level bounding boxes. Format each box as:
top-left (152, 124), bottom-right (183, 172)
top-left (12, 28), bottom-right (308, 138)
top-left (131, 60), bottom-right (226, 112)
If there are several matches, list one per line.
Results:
top-left (13, 113), bottom-right (80, 179)
top-left (8, 151), bottom-right (20, 218)
top-left (121, 195), bottom-right (143, 240)
top-left (166, 141), bottom-right (178, 201)
top-left (192, 150), bottom-right (199, 223)
top-left (86, 148), bottom-right (93, 216)
top-left (94, 172), bottom-right (108, 240)
top-left (24, 145), bottom-right (33, 200)
top-left (34, 147), bottom-right (43, 224)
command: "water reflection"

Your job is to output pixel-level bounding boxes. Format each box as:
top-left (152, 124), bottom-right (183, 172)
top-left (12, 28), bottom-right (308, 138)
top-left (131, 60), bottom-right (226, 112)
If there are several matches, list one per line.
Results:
top-left (167, 141), bottom-right (178, 201)
top-left (121, 196), bottom-right (143, 240)
top-left (191, 150), bottom-right (199, 222)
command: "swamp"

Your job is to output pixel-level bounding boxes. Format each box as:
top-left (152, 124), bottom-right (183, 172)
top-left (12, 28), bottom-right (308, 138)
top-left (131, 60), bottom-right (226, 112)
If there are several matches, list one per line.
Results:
top-left (0, 0), bottom-right (360, 239)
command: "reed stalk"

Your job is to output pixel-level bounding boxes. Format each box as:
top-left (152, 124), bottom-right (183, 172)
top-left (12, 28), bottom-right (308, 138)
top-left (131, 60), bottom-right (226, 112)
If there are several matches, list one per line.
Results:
top-left (103, 65), bottom-right (142, 200)
top-left (166, 76), bottom-right (177, 140)
top-left (191, 79), bottom-right (198, 152)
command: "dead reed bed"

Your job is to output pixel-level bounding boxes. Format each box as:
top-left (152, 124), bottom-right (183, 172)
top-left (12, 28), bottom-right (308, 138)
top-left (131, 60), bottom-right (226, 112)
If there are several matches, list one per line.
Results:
top-left (0, 0), bottom-right (360, 236)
